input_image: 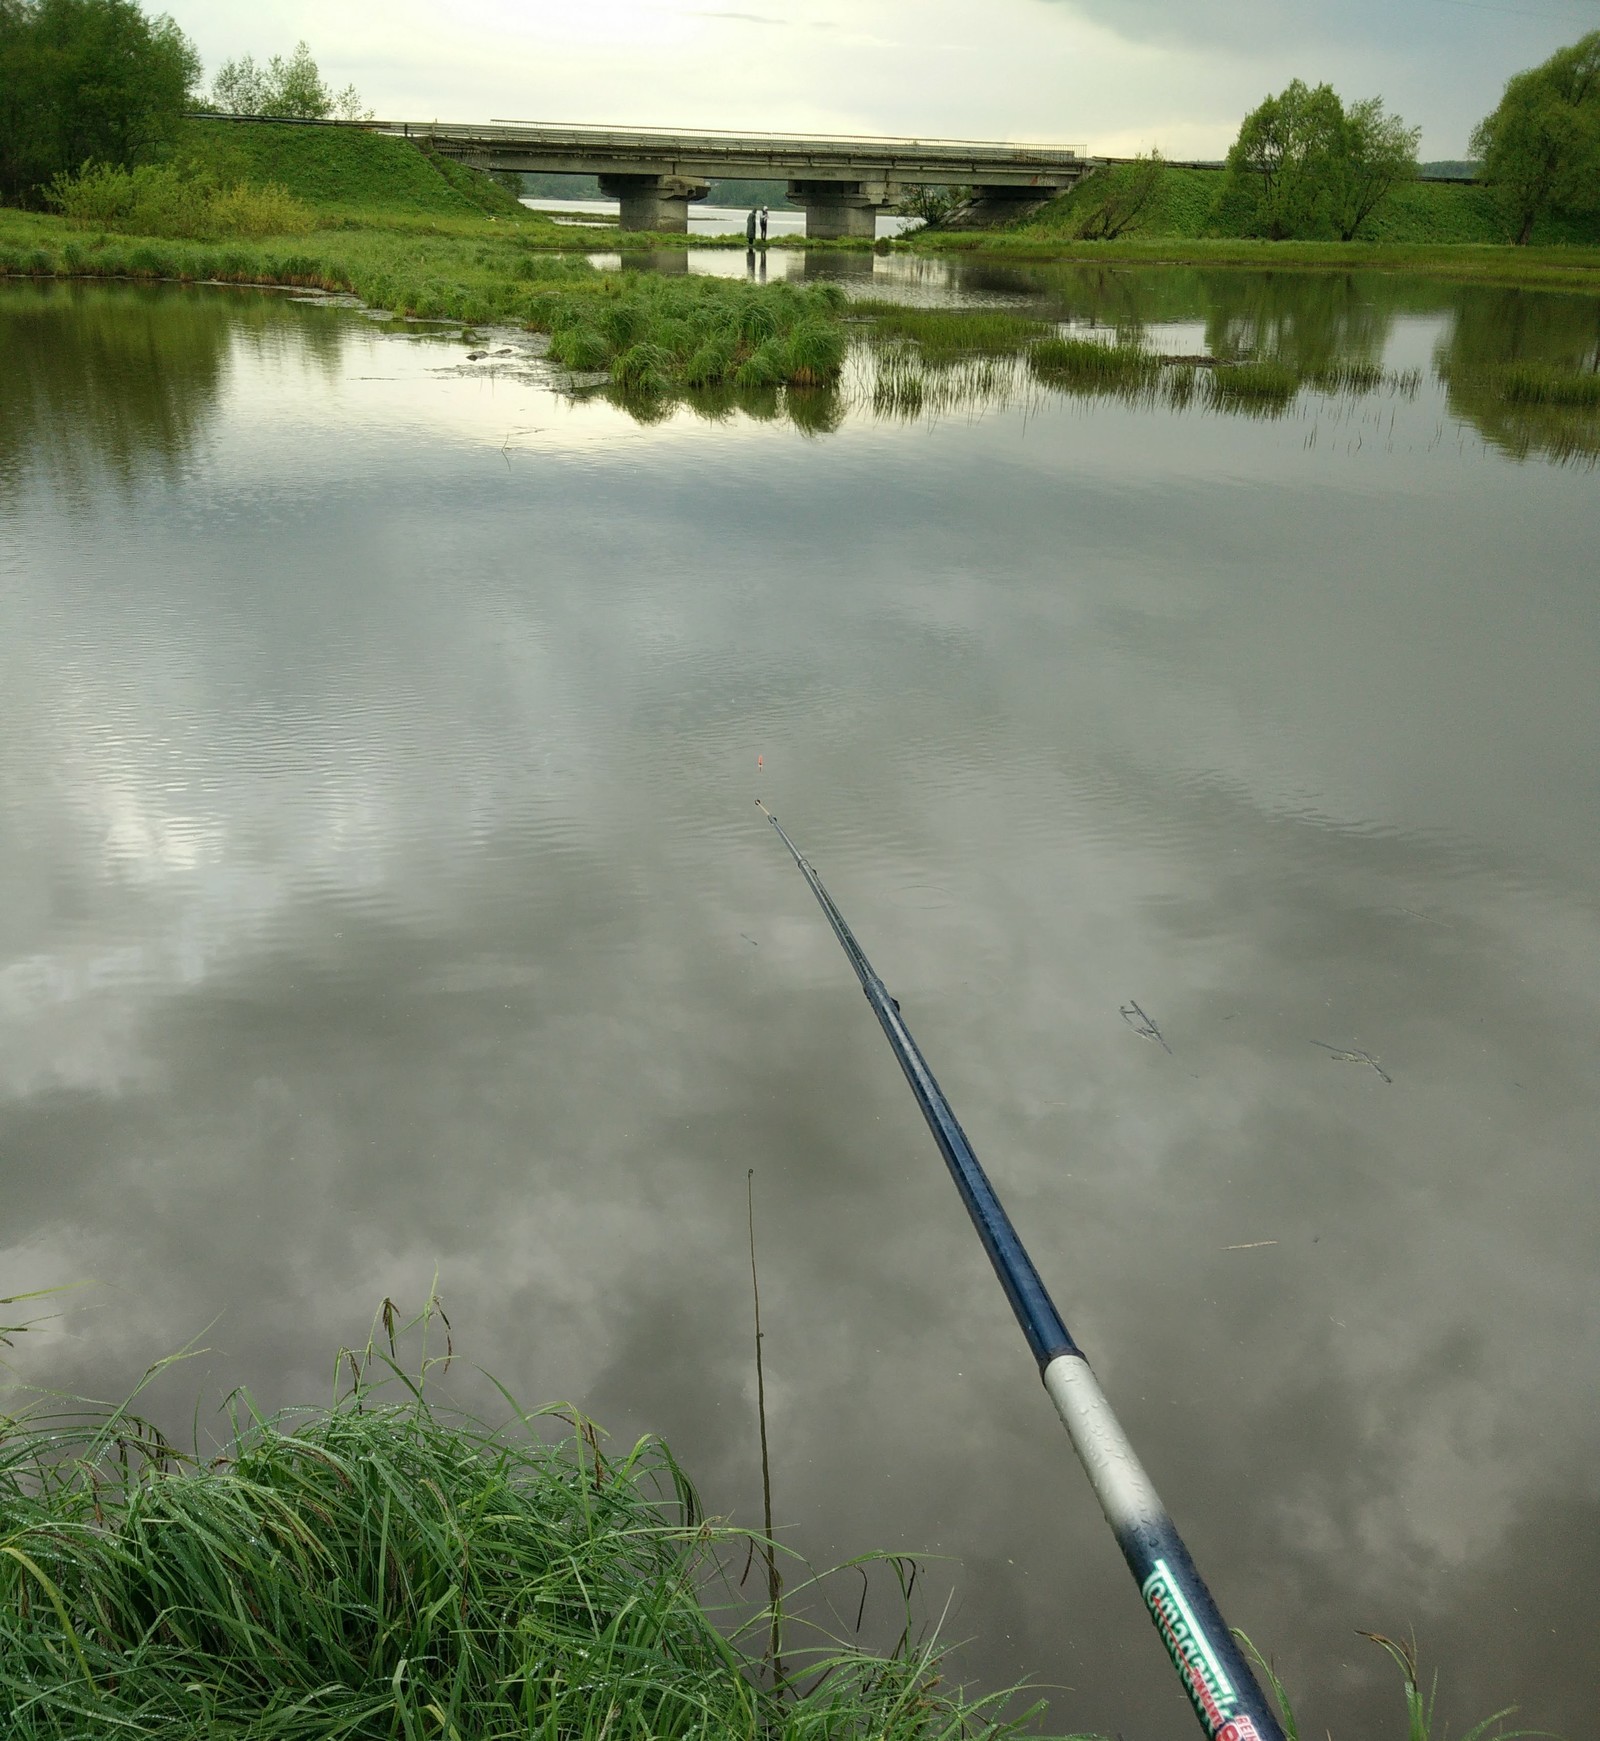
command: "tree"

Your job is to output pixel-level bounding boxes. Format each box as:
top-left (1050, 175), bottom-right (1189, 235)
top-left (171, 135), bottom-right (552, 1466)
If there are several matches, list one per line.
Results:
top-left (1225, 79), bottom-right (1345, 239)
top-left (894, 183), bottom-right (967, 228)
top-left (1223, 80), bottom-right (1418, 241)
top-left (208, 41), bottom-right (372, 122)
top-left (1330, 97), bottom-right (1420, 241)
top-left (1470, 31), bottom-right (1600, 244)
top-left (1075, 150), bottom-right (1166, 240)
top-left (0, 0), bottom-right (199, 204)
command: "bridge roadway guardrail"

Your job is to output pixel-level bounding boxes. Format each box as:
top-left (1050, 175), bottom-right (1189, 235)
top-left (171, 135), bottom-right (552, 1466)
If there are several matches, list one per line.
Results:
top-left (376, 119), bottom-right (1088, 187)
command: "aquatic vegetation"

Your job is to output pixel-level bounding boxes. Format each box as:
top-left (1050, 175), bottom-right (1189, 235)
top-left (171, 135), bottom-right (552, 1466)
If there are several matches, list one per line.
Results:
top-left (534, 277), bottom-right (851, 396)
top-left (1207, 358), bottom-right (1303, 409)
top-left (1494, 362), bottom-right (1600, 405)
top-left (1238, 1631), bottom-right (1557, 1741)
top-left (858, 300), bottom-right (1053, 360)
top-left (1029, 335), bottom-right (1163, 388)
top-left (0, 1340), bottom-right (1066, 1741)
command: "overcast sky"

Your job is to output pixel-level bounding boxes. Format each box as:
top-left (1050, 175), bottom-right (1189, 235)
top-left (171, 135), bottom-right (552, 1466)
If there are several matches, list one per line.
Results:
top-left (176, 0), bottom-right (1600, 158)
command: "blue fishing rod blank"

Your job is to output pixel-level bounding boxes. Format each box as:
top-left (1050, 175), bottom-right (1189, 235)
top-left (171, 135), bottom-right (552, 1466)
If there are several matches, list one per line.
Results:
top-left (757, 799), bottom-right (1284, 1741)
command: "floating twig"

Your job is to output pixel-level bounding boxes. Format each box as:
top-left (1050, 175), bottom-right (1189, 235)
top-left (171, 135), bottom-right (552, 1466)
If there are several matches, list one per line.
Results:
top-left (1224, 1241), bottom-right (1279, 1251)
top-left (1121, 1000), bottom-right (1172, 1054)
top-left (1310, 1040), bottom-right (1392, 1084)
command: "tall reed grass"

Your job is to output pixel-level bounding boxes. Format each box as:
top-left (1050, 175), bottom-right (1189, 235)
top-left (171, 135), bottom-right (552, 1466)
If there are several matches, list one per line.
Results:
top-left (858, 302), bottom-right (1052, 362)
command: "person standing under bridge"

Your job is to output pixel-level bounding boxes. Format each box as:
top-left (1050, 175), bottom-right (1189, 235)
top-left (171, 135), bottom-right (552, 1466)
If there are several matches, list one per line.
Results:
top-left (745, 207), bottom-right (757, 246)
top-left (759, 205), bottom-right (769, 244)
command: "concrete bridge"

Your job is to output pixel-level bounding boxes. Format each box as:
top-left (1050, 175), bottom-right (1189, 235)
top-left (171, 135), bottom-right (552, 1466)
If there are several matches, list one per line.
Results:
top-left (373, 119), bottom-right (1090, 236)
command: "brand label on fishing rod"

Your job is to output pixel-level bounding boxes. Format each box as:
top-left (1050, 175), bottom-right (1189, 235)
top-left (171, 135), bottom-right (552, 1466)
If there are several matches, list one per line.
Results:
top-left (1142, 1561), bottom-right (1265, 1741)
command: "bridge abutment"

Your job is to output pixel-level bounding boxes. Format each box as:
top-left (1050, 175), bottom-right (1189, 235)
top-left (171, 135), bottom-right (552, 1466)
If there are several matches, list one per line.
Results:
top-left (598, 173), bottom-right (711, 233)
top-left (788, 179), bottom-right (898, 240)
top-left (950, 183), bottom-right (1061, 227)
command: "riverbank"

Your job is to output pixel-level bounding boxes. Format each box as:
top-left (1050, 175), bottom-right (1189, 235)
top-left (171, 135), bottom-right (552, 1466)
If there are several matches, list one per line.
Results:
top-left (9, 116), bottom-right (1599, 295)
top-left (0, 1355), bottom-right (1070, 1740)
top-left (0, 206), bottom-right (851, 398)
top-left (905, 232), bottom-right (1600, 293)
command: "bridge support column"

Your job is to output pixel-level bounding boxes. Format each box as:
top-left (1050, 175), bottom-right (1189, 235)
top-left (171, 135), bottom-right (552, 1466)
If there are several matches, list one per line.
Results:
top-left (598, 173), bottom-right (710, 233)
top-left (789, 179), bottom-right (898, 240)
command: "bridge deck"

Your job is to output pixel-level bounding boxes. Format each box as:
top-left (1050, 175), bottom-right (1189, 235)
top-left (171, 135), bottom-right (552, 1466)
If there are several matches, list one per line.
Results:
top-left (373, 119), bottom-right (1087, 187)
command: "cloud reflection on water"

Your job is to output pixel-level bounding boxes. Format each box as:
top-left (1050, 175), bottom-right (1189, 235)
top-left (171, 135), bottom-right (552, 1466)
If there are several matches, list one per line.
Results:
top-left (1, 275), bottom-right (1597, 1740)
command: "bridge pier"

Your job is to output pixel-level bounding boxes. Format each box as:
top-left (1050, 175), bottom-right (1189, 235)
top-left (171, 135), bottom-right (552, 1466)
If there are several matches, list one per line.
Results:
top-left (788, 179), bottom-right (899, 240)
top-left (598, 173), bottom-right (710, 233)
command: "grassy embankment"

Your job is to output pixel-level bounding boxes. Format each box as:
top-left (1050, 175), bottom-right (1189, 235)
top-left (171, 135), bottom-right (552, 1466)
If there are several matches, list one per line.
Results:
top-left (915, 165), bottom-right (1600, 291)
top-left (0, 121), bottom-right (851, 398)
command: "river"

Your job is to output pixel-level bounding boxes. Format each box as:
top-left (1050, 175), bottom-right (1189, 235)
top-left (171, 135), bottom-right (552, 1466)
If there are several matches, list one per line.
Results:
top-left (1, 259), bottom-right (1596, 1740)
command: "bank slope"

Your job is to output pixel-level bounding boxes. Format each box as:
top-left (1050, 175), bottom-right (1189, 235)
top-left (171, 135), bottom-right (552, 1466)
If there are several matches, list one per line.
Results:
top-left (179, 118), bottom-right (530, 220)
top-left (1009, 164), bottom-right (1600, 247)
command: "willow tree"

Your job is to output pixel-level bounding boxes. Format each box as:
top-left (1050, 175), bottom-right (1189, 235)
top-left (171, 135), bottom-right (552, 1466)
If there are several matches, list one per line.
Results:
top-left (1224, 79), bottom-right (1417, 241)
top-left (1471, 31), bottom-right (1600, 244)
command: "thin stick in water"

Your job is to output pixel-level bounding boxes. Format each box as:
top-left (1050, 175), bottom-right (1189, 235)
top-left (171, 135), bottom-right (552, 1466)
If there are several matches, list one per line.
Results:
top-left (747, 1168), bottom-right (784, 1688)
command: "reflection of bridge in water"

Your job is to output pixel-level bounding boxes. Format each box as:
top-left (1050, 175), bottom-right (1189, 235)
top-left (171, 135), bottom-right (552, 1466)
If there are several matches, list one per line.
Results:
top-left (377, 119), bottom-right (1091, 235)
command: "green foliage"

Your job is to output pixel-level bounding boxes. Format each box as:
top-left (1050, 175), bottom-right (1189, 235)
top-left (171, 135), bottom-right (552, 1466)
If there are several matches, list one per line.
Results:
top-left (208, 39), bottom-right (370, 122)
top-left (860, 301), bottom-right (1051, 360)
top-left (1029, 336), bottom-right (1162, 388)
top-left (1333, 97), bottom-right (1423, 241)
top-left (1496, 362), bottom-right (1600, 405)
top-left (0, 0), bottom-right (201, 205)
top-left (1207, 358), bottom-right (1301, 410)
top-left (1014, 164), bottom-right (1599, 248)
top-left (45, 159), bottom-right (313, 237)
top-left (534, 276), bottom-right (851, 399)
top-left (1224, 80), bottom-right (1419, 241)
top-left (1073, 153), bottom-right (1167, 240)
top-left (895, 183), bottom-right (969, 229)
top-left (1471, 31), bottom-right (1600, 244)
top-left (0, 1359), bottom-right (1063, 1739)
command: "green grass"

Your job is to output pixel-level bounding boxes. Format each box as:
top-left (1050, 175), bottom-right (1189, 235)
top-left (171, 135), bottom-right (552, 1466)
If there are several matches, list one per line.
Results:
top-left (907, 230), bottom-right (1600, 291)
top-left (1494, 363), bottom-right (1600, 406)
top-left (537, 276), bottom-right (848, 395)
top-left (0, 1298), bottom-right (1553, 1741)
top-left (1006, 165), bottom-right (1600, 250)
top-left (854, 301), bottom-right (1051, 361)
top-left (1029, 336), bottom-right (1162, 388)
top-left (1207, 358), bottom-right (1302, 410)
top-left (0, 1341), bottom-right (1075, 1741)
top-left (0, 206), bottom-right (851, 401)
top-left (1238, 1631), bottom-right (1556, 1741)
top-left (177, 118), bottom-right (528, 221)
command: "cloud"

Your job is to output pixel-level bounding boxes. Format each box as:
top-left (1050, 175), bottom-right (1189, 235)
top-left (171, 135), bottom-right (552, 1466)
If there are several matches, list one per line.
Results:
top-left (686, 9), bottom-right (789, 22)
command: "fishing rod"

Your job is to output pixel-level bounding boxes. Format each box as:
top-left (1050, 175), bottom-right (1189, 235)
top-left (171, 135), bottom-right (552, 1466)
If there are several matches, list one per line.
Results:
top-left (755, 799), bottom-right (1284, 1741)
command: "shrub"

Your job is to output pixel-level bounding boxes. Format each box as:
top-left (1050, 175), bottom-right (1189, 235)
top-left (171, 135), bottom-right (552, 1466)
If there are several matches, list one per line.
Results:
top-left (44, 162), bottom-right (313, 239)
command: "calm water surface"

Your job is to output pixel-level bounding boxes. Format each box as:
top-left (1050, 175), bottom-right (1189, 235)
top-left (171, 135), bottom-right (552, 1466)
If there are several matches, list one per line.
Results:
top-left (1, 265), bottom-right (1597, 1740)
